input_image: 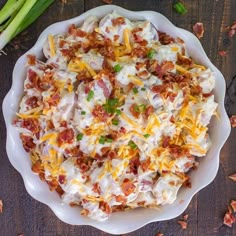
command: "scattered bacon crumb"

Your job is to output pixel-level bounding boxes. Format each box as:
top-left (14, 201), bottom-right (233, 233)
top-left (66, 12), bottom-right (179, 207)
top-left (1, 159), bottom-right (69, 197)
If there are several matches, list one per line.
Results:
top-left (183, 214), bottom-right (189, 221)
top-left (223, 211), bottom-right (235, 227)
top-left (218, 50), bottom-right (227, 57)
top-left (193, 22), bottom-right (204, 39)
top-left (229, 173), bottom-right (236, 181)
top-left (102, 0), bottom-right (112, 3)
top-left (156, 233), bottom-right (164, 236)
top-left (229, 115), bottom-right (236, 127)
top-left (230, 200), bottom-right (236, 212)
top-left (0, 200), bottom-right (3, 213)
top-left (178, 220), bottom-right (187, 229)
top-left (228, 29), bottom-right (235, 37)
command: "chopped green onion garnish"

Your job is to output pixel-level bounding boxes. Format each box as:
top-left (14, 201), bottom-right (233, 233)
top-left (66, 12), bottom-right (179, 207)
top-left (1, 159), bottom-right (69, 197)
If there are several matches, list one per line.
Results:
top-left (113, 64), bottom-right (122, 72)
top-left (81, 111), bottom-right (86, 115)
top-left (87, 90), bottom-right (94, 101)
top-left (128, 140), bottom-right (138, 150)
top-left (134, 104), bottom-right (147, 113)
top-left (106, 138), bottom-right (113, 143)
top-left (115, 109), bottom-right (121, 115)
top-left (77, 133), bottom-right (83, 141)
top-left (112, 119), bottom-right (119, 125)
top-left (147, 49), bottom-right (156, 59)
top-left (99, 136), bottom-right (106, 144)
top-left (108, 98), bottom-right (119, 106)
top-left (132, 87), bottom-right (139, 94)
top-left (141, 88), bottom-right (146, 91)
top-left (143, 134), bottom-right (150, 138)
top-left (173, 2), bottom-right (187, 15)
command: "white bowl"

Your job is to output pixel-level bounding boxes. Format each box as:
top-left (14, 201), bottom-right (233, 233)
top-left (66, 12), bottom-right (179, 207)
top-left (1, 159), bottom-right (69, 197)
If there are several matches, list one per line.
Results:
top-left (2, 5), bottom-right (231, 234)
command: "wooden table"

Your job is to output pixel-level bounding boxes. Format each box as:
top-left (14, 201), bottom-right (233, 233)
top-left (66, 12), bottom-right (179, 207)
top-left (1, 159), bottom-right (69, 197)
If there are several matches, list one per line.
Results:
top-left (0, 1), bottom-right (235, 235)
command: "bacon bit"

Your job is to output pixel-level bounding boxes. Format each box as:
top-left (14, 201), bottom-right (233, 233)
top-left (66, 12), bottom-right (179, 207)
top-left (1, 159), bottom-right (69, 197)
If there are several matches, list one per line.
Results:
top-left (151, 84), bottom-right (167, 94)
top-left (25, 96), bottom-right (39, 109)
top-left (47, 178), bottom-right (59, 191)
top-left (102, 0), bottom-right (112, 4)
top-left (115, 195), bottom-right (126, 204)
top-left (92, 182), bottom-right (101, 195)
top-left (68, 24), bottom-right (87, 37)
top-left (156, 233), bottom-right (163, 236)
top-left (141, 157), bottom-right (151, 171)
top-left (58, 175), bottom-right (66, 184)
top-left (143, 105), bottom-right (154, 120)
top-left (162, 136), bottom-right (170, 148)
top-left (155, 61), bottom-right (175, 78)
top-left (228, 29), bottom-right (235, 38)
top-left (119, 127), bottom-right (126, 134)
top-left (129, 156), bottom-right (140, 175)
top-left (112, 17), bottom-right (125, 26)
top-left (121, 178), bottom-right (135, 196)
top-left (129, 104), bottom-right (140, 118)
top-left (20, 134), bottom-right (36, 152)
top-left (178, 220), bottom-right (187, 229)
top-left (92, 104), bottom-right (110, 122)
top-left (218, 50), bottom-right (228, 56)
top-left (47, 91), bottom-right (60, 107)
top-left (158, 31), bottom-right (175, 45)
top-left (131, 46), bottom-right (148, 58)
top-left (57, 128), bottom-right (74, 146)
top-left (0, 200), bottom-right (3, 213)
top-left (27, 54), bottom-right (36, 65)
top-left (229, 115), bottom-right (236, 128)
top-left (113, 34), bottom-right (119, 41)
top-left (22, 118), bottom-right (40, 135)
top-left (81, 208), bottom-right (89, 216)
top-left (230, 200), bottom-right (236, 212)
top-left (97, 79), bottom-right (110, 98)
top-left (32, 160), bottom-right (43, 173)
top-left (229, 173), bottom-right (236, 181)
top-left (170, 115), bottom-right (175, 123)
top-left (193, 22), bottom-right (204, 39)
top-left (99, 201), bottom-right (111, 214)
top-left (56, 185), bottom-right (64, 196)
top-left (177, 53), bottom-right (193, 67)
top-left (183, 214), bottom-right (189, 221)
top-left (223, 211), bottom-right (235, 227)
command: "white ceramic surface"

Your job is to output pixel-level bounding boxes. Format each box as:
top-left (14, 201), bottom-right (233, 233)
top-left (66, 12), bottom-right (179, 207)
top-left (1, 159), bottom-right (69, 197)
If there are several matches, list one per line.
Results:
top-left (2, 5), bottom-right (231, 234)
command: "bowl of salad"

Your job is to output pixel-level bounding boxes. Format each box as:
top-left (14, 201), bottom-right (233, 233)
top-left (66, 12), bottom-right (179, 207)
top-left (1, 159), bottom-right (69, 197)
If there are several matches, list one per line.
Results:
top-left (2, 5), bottom-right (231, 234)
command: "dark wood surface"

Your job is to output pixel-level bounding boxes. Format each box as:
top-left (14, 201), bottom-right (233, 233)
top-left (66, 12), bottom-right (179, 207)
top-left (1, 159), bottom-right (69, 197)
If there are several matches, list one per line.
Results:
top-left (0, 1), bottom-right (235, 235)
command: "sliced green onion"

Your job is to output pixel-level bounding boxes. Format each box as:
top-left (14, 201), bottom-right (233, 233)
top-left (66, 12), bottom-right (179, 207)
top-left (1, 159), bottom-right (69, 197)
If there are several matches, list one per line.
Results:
top-left (12, 0), bottom-right (55, 39)
top-left (106, 138), bottom-right (113, 143)
top-left (99, 136), bottom-right (106, 144)
top-left (87, 90), bottom-right (94, 101)
top-left (77, 133), bottom-right (83, 141)
top-left (108, 98), bottom-right (118, 106)
top-left (141, 88), bottom-right (146, 91)
top-left (115, 109), bottom-right (121, 115)
top-left (0, 0), bottom-right (37, 50)
top-left (128, 140), bottom-right (138, 150)
top-left (113, 64), bottom-right (122, 72)
top-left (134, 104), bottom-right (146, 113)
top-left (143, 134), bottom-right (150, 138)
top-left (173, 2), bottom-right (187, 15)
top-left (0, 0), bottom-right (25, 25)
top-left (81, 111), bottom-right (86, 115)
top-left (147, 49), bottom-right (156, 59)
top-left (132, 87), bottom-right (138, 94)
top-left (112, 119), bottom-right (119, 125)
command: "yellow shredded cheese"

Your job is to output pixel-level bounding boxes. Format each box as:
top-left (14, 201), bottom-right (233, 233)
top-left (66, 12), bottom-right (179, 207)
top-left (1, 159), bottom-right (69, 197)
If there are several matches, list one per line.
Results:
top-left (123, 28), bottom-right (131, 53)
top-left (48, 35), bottom-right (56, 57)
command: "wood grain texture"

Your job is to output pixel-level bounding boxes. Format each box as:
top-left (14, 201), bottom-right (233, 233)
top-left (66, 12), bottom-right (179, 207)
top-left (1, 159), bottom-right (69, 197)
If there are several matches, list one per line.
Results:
top-left (0, 0), bottom-right (235, 235)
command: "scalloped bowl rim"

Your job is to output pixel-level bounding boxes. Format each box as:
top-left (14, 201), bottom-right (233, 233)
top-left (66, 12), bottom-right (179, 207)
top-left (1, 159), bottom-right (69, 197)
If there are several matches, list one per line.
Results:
top-left (2, 5), bottom-right (231, 235)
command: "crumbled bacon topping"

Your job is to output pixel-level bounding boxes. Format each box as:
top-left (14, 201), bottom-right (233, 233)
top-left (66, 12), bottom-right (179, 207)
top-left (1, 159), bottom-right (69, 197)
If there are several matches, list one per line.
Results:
top-left (229, 173), bottom-right (236, 181)
top-left (57, 128), bottom-right (74, 146)
top-left (112, 17), bottom-right (125, 26)
top-left (92, 104), bottom-right (110, 122)
top-left (193, 22), bottom-right (204, 39)
top-left (99, 201), bottom-right (111, 214)
top-left (20, 134), bottom-right (36, 152)
top-left (230, 115), bottom-right (236, 128)
top-left (121, 178), bottom-right (135, 196)
top-left (230, 200), bottom-right (236, 212)
top-left (158, 31), bottom-right (175, 45)
top-left (0, 200), bottom-right (3, 213)
top-left (178, 220), bottom-right (187, 229)
top-left (223, 211), bottom-right (235, 227)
